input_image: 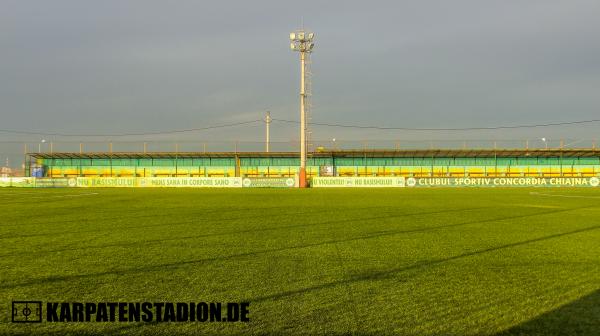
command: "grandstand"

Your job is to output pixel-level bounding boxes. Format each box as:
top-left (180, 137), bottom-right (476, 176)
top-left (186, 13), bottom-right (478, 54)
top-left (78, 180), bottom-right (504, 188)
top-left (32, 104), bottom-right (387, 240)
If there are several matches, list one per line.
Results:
top-left (28, 148), bottom-right (600, 178)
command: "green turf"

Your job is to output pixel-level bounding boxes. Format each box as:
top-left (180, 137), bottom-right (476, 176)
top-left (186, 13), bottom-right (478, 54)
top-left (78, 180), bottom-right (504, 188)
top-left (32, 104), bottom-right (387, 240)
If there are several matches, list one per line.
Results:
top-left (0, 188), bottom-right (599, 335)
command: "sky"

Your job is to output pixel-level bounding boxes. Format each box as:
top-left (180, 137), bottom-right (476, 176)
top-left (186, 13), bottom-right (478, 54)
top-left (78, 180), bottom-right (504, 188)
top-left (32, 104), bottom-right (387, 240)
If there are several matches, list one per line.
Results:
top-left (1, 0), bottom-right (600, 163)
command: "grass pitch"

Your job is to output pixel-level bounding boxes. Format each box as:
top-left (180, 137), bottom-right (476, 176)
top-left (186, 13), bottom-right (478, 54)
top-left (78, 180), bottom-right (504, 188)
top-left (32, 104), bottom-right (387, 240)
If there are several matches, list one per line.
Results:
top-left (1, 188), bottom-right (599, 335)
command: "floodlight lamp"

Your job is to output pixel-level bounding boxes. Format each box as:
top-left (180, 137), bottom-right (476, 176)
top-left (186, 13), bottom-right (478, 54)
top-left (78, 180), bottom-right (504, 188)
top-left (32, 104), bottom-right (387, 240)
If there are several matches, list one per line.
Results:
top-left (290, 32), bottom-right (296, 40)
top-left (290, 42), bottom-right (297, 50)
top-left (308, 32), bottom-right (314, 40)
top-left (297, 32), bottom-right (305, 40)
top-left (308, 43), bottom-right (315, 50)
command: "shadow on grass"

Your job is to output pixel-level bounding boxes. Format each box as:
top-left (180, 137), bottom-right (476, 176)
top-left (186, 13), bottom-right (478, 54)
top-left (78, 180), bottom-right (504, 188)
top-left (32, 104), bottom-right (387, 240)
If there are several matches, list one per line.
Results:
top-left (0, 205), bottom-right (489, 255)
top-left (495, 289), bottom-right (600, 336)
top-left (0, 204), bottom-right (410, 239)
top-left (0, 209), bottom-right (600, 292)
top-left (5, 324), bottom-right (137, 336)
top-left (247, 224), bottom-right (600, 303)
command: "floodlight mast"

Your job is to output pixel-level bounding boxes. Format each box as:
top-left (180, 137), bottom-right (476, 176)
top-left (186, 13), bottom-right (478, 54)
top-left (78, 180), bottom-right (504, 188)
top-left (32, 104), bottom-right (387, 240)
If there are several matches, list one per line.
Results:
top-left (290, 29), bottom-right (315, 188)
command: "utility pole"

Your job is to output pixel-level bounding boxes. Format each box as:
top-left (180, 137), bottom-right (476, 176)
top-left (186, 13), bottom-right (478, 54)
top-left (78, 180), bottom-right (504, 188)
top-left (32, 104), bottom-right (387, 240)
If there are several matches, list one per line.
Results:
top-left (290, 30), bottom-right (315, 188)
top-left (265, 111), bottom-right (272, 152)
top-left (23, 143), bottom-right (28, 176)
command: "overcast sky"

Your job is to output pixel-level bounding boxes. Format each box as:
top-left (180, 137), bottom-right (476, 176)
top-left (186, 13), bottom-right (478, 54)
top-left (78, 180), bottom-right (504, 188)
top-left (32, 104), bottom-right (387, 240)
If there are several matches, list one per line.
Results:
top-left (1, 0), bottom-right (600, 156)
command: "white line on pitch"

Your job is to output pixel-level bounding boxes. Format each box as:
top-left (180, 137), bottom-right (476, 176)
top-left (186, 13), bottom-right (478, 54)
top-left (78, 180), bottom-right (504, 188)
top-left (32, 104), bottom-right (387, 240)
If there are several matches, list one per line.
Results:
top-left (0, 192), bottom-right (99, 200)
top-left (529, 192), bottom-right (600, 199)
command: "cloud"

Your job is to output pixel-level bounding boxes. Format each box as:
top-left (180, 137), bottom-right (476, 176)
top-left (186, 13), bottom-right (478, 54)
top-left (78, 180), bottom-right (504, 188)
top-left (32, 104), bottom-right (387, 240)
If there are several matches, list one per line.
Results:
top-left (1, 0), bottom-right (599, 146)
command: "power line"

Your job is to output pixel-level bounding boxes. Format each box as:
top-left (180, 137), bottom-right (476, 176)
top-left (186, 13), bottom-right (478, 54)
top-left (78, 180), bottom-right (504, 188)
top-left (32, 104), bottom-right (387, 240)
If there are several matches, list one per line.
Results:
top-left (271, 118), bottom-right (600, 131)
top-left (0, 120), bottom-right (263, 137)
top-left (1, 117), bottom-right (598, 137)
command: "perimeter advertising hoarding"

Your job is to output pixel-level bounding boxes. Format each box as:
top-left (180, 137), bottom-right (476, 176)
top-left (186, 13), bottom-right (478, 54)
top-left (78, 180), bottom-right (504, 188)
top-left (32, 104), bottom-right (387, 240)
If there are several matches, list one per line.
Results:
top-left (138, 177), bottom-right (242, 188)
top-left (312, 177), bottom-right (406, 187)
top-left (0, 177), bottom-right (35, 187)
top-left (34, 178), bottom-right (70, 188)
top-left (242, 177), bottom-right (297, 188)
top-left (29, 177), bottom-right (244, 188)
top-left (312, 177), bottom-right (599, 187)
top-left (25, 176), bottom-right (600, 188)
top-left (76, 177), bottom-right (242, 188)
top-left (406, 177), bottom-right (600, 187)
top-left (75, 177), bottom-right (137, 188)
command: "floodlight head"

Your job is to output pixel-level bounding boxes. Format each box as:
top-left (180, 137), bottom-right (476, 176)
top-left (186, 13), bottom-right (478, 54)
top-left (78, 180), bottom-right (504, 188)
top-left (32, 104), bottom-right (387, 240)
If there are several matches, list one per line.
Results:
top-left (297, 32), bottom-right (305, 40)
top-left (290, 32), bottom-right (296, 40)
top-left (308, 43), bottom-right (315, 50)
top-left (290, 42), bottom-right (297, 50)
top-left (308, 32), bottom-right (314, 40)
